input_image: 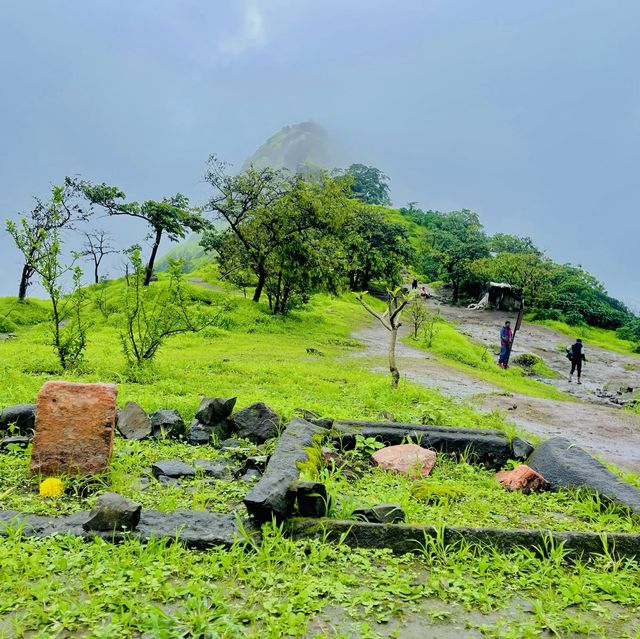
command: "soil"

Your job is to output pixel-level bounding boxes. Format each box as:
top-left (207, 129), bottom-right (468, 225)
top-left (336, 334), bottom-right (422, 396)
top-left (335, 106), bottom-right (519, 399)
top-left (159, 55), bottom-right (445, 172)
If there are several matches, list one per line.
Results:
top-left (351, 298), bottom-right (640, 472)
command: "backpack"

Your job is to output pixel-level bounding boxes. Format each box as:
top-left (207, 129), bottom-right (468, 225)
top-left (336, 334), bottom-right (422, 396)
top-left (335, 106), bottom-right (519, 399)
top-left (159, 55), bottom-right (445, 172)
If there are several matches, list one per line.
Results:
top-left (565, 347), bottom-right (573, 360)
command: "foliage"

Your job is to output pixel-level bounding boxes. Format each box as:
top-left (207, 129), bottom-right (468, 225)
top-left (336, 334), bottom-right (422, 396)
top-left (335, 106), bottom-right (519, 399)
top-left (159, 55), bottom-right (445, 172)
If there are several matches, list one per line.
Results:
top-left (335, 163), bottom-right (392, 205)
top-left (407, 296), bottom-right (429, 339)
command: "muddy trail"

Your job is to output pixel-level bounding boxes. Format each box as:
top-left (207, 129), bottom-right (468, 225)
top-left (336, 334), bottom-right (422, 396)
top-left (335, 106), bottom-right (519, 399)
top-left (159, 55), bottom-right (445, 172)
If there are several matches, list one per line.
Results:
top-left (352, 301), bottom-right (640, 472)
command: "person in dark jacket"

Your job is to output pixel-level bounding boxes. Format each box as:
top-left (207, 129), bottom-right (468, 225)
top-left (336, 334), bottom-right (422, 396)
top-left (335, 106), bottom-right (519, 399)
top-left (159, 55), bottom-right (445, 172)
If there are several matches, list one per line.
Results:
top-left (568, 338), bottom-right (586, 384)
top-left (498, 321), bottom-right (513, 368)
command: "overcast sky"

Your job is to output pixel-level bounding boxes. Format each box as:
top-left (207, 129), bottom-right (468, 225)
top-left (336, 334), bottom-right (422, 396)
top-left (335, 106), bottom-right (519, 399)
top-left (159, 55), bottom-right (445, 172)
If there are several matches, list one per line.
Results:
top-left (1, 1), bottom-right (638, 308)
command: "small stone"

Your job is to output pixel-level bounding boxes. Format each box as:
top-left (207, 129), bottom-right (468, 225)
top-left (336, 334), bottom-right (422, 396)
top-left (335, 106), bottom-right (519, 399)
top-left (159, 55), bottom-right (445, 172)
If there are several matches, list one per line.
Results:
top-left (30, 381), bottom-right (118, 476)
top-left (293, 481), bottom-right (328, 517)
top-left (83, 493), bottom-right (141, 532)
top-left (495, 465), bottom-right (549, 493)
top-left (186, 419), bottom-right (230, 445)
top-left (195, 397), bottom-right (237, 426)
top-left (0, 404), bottom-right (36, 435)
top-left (240, 469), bottom-right (262, 483)
top-left (151, 459), bottom-right (196, 479)
top-left (218, 438), bottom-right (243, 450)
top-left (231, 402), bottom-right (280, 444)
top-left (511, 437), bottom-right (535, 461)
top-left (353, 504), bottom-right (405, 524)
top-left (372, 444), bottom-right (437, 478)
top-left (0, 436), bottom-right (31, 451)
top-left (149, 409), bottom-right (185, 439)
top-left (117, 402), bottom-right (151, 441)
top-left (193, 459), bottom-right (237, 479)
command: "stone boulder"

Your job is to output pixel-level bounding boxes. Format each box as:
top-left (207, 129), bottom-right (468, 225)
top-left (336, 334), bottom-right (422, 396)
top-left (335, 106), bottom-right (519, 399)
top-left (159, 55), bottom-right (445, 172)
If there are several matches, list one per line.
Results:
top-left (117, 402), bottom-right (152, 440)
top-left (495, 465), bottom-right (549, 493)
top-left (372, 444), bottom-right (437, 477)
top-left (152, 459), bottom-right (196, 479)
top-left (195, 397), bottom-right (237, 424)
top-left (149, 409), bottom-right (185, 439)
top-left (30, 381), bottom-right (118, 476)
top-left (0, 404), bottom-right (36, 435)
top-left (353, 504), bottom-right (406, 524)
top-left (529, 437), bottom-right (640, 515)
top-left (83, 493), bottom-right (141, 532)
top-left (186, 419), bottom-right (230, 445)
top-left (231, 402), bottom-right (280, 444)
top-left (293, 481), bottom-right (328, 517)
top-left (511, 437), bottom-right (535, 461)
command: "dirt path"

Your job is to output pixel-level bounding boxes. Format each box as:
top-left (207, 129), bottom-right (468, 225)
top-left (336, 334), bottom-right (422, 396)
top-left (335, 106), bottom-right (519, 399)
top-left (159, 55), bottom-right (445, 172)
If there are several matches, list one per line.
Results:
top-left (351, 311), bottom-right (640, 472)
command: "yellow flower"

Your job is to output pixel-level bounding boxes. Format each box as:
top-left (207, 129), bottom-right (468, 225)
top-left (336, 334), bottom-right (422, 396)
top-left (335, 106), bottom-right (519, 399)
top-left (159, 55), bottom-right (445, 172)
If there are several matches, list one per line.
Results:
top-left (39, 477), bottom-right (64, 498)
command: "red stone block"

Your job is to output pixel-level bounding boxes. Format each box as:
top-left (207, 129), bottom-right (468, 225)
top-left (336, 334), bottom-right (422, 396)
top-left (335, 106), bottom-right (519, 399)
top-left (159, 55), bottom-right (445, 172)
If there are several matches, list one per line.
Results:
top-left (495, 464), bottom-right (549, 493)
top-left (29, 381), bottom-right (118, 476)
top-left (372, 443), bottom-right (437, 478)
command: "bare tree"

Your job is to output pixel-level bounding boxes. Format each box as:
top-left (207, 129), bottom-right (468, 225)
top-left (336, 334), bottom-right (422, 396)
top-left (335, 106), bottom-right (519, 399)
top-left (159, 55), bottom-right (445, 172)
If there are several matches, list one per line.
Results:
top-left (81, 230), bottom-right (119, 284)
top-left (356, 288), bottom-right (409, 388)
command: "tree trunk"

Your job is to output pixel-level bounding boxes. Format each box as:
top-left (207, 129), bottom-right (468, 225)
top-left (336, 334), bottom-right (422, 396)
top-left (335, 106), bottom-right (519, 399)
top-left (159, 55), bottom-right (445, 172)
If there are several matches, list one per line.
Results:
top-left (452, 280), bottom-right (459, 304)
top-left (18, 264), bottom-right (33, 300)
top-left (389, 326), bottom-right (400, 388)
top-left (144, 228), bottom-right (163, 286)
top-left (253, 269), bottom-right (266, 302)
top-left (94, 262), bottom-right (99, 284)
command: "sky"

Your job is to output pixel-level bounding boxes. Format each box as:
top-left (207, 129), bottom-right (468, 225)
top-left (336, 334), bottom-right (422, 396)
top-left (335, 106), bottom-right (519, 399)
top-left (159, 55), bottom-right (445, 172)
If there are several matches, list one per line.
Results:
top-left (1, 0), bottom-right (638, 308)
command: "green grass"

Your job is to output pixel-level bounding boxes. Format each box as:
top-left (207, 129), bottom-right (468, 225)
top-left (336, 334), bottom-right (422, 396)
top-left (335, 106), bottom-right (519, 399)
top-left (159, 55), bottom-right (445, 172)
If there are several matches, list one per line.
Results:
top-left (320, 454), bottom-right (639, 534)
top-left (532, 318), bottom-right (640, 358)
top-left (0, 297), bottom-right (50, 333)
top-left (406, 317), bottom-right (572, 401)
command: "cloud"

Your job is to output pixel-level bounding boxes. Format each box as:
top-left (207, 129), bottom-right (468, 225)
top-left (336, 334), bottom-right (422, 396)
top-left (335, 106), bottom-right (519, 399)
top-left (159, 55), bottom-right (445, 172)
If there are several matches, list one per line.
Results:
top-left (218, 1), bottom-right (267, 56)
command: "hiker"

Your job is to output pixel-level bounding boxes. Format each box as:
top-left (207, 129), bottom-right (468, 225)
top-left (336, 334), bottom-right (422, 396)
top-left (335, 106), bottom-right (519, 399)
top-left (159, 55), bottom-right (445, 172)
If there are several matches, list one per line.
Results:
top-left (567, 338), bottom-right (586, 384)
top-left (420, 286), bottom-right (431, 299)
top-left (411, 278), bottom-right (418, 290)
top-left (498, 321), bottom-right (513, 368)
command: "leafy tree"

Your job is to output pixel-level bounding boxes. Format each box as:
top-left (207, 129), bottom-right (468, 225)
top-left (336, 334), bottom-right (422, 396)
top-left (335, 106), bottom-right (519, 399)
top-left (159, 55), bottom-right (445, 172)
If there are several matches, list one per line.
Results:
top-left (337, 164), bottom-right (392, 206)
top-left (6, 184), bottom-right (90, 300)
top-left (70, 178), bottom-right (205, 286)
top-left (341, 207), bottom-right (414, 291)
top-left (490, 233), bottom-right (542, 256)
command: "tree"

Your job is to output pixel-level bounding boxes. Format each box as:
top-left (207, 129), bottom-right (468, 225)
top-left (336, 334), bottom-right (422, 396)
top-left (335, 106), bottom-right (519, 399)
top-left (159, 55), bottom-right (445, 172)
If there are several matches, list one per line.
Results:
top-left (490, 233), bottom-right (542, 256)
top-left (6, 183), bottom-right (90, 300)
top-left (342, 207), bottom-right (414, 291)
top-left (355, 288), bottom-right (408, 388)
top-left (337, 164), bottom-right (392, 206)
top-left (81, 230), bottom-right (119, 284)
top-left (407, 296), bottom-right (429, 339)
top-left (71, 178), bottom-right (205, 286)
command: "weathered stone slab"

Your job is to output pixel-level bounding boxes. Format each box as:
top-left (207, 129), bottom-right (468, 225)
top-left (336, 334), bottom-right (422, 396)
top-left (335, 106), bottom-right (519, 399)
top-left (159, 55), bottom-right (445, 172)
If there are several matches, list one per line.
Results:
top-left (29, 381), bottom-right (118, 476)
top-left (117, 401), bottom-right (151, 440)
top-left (244, 417), bottom-right (328, 521)
top-left (149, 409), bottom-right (185, 439)
top-left (528, 437), bottom-right (640, 515)
top-left (0, 404), bottom-right (36, 435)
top-left (0, 436), bottom-right (31, 451)
top-left (353, 504), bottom-right (406, 523)
top-left (372, 444), bottom-right (436, 477)
top-left (292, 481), bottom-right (328, 517)
top-left (333, 420), bottom-right (512, 469)
top-left (152, 459), bottom-right (195, 479)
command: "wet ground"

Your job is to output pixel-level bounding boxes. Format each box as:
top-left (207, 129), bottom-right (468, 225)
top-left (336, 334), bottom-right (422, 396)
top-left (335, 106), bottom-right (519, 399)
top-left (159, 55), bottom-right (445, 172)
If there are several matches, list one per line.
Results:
top-left (351, 300), bottom-right (640, 472)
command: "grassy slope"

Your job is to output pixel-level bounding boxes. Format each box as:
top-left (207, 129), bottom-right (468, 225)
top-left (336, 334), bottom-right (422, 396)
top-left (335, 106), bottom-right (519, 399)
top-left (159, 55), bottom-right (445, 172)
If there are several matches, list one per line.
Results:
top-left (405, 315), bottom-right (572, 401)
top-left (532, 318), bottom-right (639, 358)
top-left (2, 277), bottom-right (640, 638)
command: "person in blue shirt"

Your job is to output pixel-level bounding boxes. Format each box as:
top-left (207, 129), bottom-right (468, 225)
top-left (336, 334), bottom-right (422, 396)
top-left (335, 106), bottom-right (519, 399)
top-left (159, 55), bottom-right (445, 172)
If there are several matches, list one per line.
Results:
top-left (498, 321), bottom-right (513, 368)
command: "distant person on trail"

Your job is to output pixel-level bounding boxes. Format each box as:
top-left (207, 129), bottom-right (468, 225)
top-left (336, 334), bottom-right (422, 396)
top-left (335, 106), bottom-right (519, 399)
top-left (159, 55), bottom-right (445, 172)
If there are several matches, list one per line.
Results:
top-left (498, 321), bottom-right (513, 368)
top-left (411, 278), bottom-right (418, 290)
top-left (567, 338), bottom-right (586, 384)
top-left (420, 286), bottom-right (431, 299)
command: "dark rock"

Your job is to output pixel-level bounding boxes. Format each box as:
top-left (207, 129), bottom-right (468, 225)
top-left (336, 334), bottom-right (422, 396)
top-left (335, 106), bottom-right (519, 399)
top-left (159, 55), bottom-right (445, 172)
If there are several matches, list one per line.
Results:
top-left (151, 459), bottom-right (196, 479)
top-left (244, 417), bottom-right (329, 521)
top-left (353, 504), bottom-right (406, 524)
top-left (237, 455), bottom-right (269, 474)
top-left (219, 438), bottom-right (243, 449)
top-left (0, 404), bottom-right (35, 435)
top-left (157, 475), bottom-right (180, 487)
top-left (193, 458), bottom-right (238, 479)
top-left (306, 348), bottom-right (324, 356)
top-left (0, 436), bottom-right (31, 451)
top-left (117, 402), bottom-right (152, 440)
top-left (293, 481), bottom-right (328, 517)
top-left (231, 402), bottom-right (280, 444)
top-left (511, 437), bottom-right (535, 461)
top-left (186, 419), bottom-right (230, 445)
top-left (529, 437), bottom-right (640, 515)
top-left (195, 397), bottom-right (237, 425)
top-left (309, 417), bottom-right (334, 429)
top-left (83, 493), bottom-right (141, 532)
top-left (333, 420), bottom-right (512, 469)
top-left (240, 469), bottom-right (262, 483)
top-left (149, 409), bottom-right (185, 439)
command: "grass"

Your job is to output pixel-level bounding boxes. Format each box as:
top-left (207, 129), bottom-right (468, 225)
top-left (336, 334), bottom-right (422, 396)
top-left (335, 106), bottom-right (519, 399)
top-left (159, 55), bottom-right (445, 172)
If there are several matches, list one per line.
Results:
top-left (405, 316), bottom-right (573, 401)
top-left (320, 454), bottom-right (640, 534)
top-left (531, 318), bottom-right (640, 358)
